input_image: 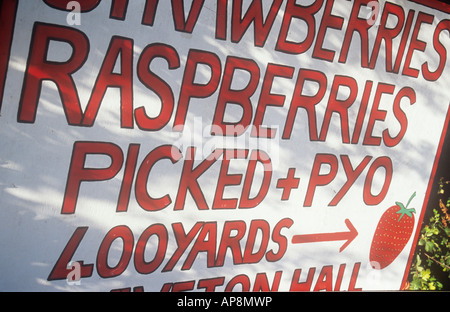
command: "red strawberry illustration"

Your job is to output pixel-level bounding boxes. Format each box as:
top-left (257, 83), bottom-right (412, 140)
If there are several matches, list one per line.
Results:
top-left (370, 192), bottom-right (416, 269)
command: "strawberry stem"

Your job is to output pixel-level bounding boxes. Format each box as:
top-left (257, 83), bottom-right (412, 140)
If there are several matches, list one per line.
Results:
top-left (405, 191), bottom-right (416, 209)
top-left (396, 192), bottom-right (416, 222)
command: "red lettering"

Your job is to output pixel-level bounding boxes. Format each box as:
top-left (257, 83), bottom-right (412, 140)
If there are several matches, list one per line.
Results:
top-left (422, 19), bottom-right (450, 81)
top-left (135, 145), bottom-right (182, 211)
top-left (242, 220), bottom-right (270, 264)
top-left (215, 220), bottom-right (246, 266)
top-left (339, 0), bottom-right (374, 67)
top-left (197, 277), bottom-right (225, 292)
top-left (231, 0), bottom-right (282, 47)
top-left (312, 0), bottom-right (344, 62)
top-left (329, 155), bottom-right (372, 206)
top-left (225, 274), bottom-right (251, 291)
top-left (47, 227), bottom-right (93, 280)
top-left (162, 222), bottom-right (203, 272)
top-left (313, 265), bottom-right (333, 291)
top-left (97, 225), bottom-right (134, 278)
top-left (290, 268), bottom-right (315, 291)
top-left (319, 75), bottom-right (358, 143)
top-left (110, 0), bottom-right (128, 20)
top-left (334, 264), bottom-right (346, 291)
top-left (276, 0), bottom-right (324, 54)
top-left (134, 224), bottom-right (168, 274)
top-left (18, 23), bottom-right (88, 125)
top-left (403, 12), bottom-right (434, 78)
top-left (383, 87), bottom-right (415, 147)
top-left (171, 280), bottom-right (196, 292)
top-left (253, 271), bottom-right (282, 291)
top-left (266, 218), bottom-right (293, 262)
top-left (239, 150), bottom-right (272, 209)
top-left (0, 0), bottom-right (18, 112)
top-left (171, 0), bottom-right (204, 33)
top-left (43, 0), bottom-right (100, 12)
top-left (351, 81), bottom-right (373, 144)
top-left (175, 50), bottom-right (221, 131)
top-left (111, 286), bottom-right (144, 292)
top-left (290, 263), bottom-right (362, 291)
top-left (363, 83), bottom-right (395, 146)
top-left (135, 43), bottom-right (180, 131)
top-left (283, 69), bottom-right (327, 141)
top-left (348, 262), bottom-right (362, 291)
top-left (363, 157), bottom-right (393, 205)
top-left (213, 149), bottom-right (248, 209)
top-left (62, 141), bottom-right (123, 214)
top-left (393, 10), bottom-right (415, 73)
top-left (141, 0), bottom-right (159, 26)
top-left (369, 2), bottom-right (405, 71)
top-left (174, 147), bottom-right (223, 210)
top-left (82, 36), bottom-right (133, 128)
top-left (215, 0), bottom-right (227, 39)
top-left (117, 144), bottom-right (140, 212)
top-left (212, 56), bottom-right (260, 136)
top-left (182, 222), bottom-right (217, 270)
top-left (252, 63), bottom-right (295, 138)
top-left (304, 154), bottom-right (338, 207)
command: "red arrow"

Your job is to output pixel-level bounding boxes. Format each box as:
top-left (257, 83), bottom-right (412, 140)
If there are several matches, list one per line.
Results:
top-left (291, 219), bottom-right (358, 252)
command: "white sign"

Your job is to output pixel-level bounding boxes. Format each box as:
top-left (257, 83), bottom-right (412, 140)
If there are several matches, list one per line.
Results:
top-left (0, 0), bottom-right (449, 291)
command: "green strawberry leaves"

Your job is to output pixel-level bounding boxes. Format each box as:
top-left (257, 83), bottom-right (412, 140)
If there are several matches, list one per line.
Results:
top-left (395, 192), bottom-right (417, 222)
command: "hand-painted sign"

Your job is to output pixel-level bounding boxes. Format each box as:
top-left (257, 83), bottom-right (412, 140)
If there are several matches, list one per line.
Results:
top-left (0, 0), bottom-right (449, 292)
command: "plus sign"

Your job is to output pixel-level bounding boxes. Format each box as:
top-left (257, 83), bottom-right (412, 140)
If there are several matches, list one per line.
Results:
top-left (276, 168), bottom-right (300, 200)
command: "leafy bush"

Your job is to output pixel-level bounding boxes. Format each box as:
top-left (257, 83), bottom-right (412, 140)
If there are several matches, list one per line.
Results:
top-left (407, 178), bottom-right (450, 290)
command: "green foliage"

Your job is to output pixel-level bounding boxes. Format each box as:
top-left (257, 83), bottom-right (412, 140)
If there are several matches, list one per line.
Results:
top-left (407, 178), bottom-right (450, 290)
